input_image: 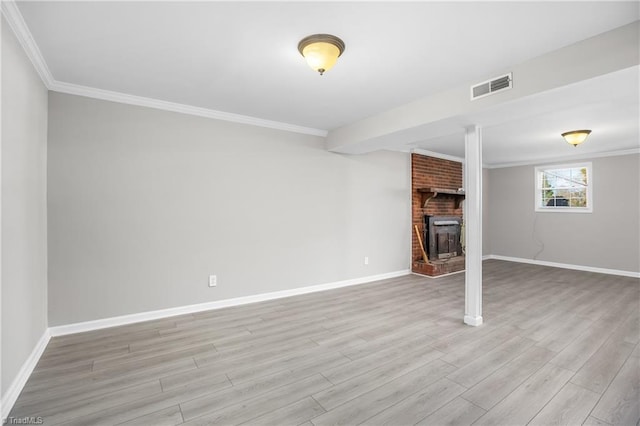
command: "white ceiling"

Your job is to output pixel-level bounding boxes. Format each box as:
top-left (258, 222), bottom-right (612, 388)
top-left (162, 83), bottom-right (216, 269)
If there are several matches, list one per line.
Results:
top-left (11, 1), bottom-right (640, 164)
top-left (410, 66), bottom-right (640, 166)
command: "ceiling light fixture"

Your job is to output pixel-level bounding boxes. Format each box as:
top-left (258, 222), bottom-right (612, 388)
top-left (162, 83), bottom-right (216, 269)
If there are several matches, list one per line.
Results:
top-left (298, 34), bottom-right (345, 76)
top-left (562, 130), bottom-right (592, 147)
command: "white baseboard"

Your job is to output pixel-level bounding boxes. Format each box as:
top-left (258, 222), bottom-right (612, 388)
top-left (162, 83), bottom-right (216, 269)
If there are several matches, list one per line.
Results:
top-left (464, 315), bottom-right (483, 326)
top-left (486, 255), bottom-right (640, 278)
top-left (1, 270), bottom-right (407, 418)
top-left (1, 329), bottom-right (51, 421)
top-left (49, 269), bottom-right (411, 337)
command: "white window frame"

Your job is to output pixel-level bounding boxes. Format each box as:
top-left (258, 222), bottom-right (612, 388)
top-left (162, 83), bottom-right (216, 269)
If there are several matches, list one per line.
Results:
top-left (534, 162), bottom-right (593, 213)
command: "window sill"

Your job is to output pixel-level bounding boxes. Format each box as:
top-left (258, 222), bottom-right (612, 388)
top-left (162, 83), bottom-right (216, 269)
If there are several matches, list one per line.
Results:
top-left (535, 207), bottom-right (592, 213)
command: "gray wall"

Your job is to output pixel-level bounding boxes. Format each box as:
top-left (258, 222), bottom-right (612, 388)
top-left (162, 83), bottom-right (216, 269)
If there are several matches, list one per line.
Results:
top-left (487, 154), bottom-right (640, 273)
top-left (1, 19), bottom-right (49, 396)
top-left (47, 93), bottom-right (411, 326)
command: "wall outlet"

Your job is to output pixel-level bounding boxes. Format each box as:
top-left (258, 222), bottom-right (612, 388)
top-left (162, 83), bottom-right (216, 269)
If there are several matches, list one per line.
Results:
top-left (364, 256), bottom-right (369, 265)
top-left (208, 275), bottom-right (217, 287)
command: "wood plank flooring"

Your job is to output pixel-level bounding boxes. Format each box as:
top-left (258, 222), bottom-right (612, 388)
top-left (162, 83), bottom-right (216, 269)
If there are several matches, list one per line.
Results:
top-left (8, 260), bottom-right (640, 425)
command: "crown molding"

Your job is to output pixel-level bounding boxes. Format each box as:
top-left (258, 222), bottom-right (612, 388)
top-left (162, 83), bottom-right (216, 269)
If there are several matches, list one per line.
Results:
top-left (50, 80), bottom-right (329, 137)
top-left (410, 147), bottom-right (639, 169)
top-left (1, 0), bottom-right (54, 88)
top-left (4, 0), bottom-right (635, 144)
top-left (484, 148), bottom-right (640, 169)
top-left (2, 0), bottom-right (327, 137)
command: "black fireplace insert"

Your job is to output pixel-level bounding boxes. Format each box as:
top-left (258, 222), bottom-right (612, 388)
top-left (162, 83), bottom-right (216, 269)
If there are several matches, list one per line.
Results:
top-left (423, 215), bottom-right (463, 260)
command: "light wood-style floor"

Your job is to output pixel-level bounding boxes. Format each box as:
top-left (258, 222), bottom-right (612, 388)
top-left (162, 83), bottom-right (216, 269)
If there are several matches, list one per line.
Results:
top-left (9, 260), bottom-right (640, 425)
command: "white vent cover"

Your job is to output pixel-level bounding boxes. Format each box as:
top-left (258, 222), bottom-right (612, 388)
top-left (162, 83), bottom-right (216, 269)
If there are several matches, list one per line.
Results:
top-left (470, 73), bottom-right (512, 100)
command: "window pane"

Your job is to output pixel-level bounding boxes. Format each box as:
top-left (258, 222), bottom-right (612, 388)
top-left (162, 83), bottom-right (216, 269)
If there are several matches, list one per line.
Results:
top-left (536, 163), bottom-right (591, 212)
top-left (577, 168), bottom-right (587, 186)
top-left (570, 197), bottom-right (586, 207)
top-left (542, 172), bottom-right (556, 188)
top-left (546, 196), bottom-right (569, 207)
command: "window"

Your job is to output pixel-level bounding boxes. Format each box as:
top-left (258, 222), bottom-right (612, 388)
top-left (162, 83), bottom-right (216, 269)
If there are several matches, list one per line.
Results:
top-left (535, 163), bottom-right (592, 213)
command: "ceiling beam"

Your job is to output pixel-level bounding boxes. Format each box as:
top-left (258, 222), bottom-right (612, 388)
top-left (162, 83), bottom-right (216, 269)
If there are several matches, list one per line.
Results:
top-left (326, 21), bottom-right (639, 154)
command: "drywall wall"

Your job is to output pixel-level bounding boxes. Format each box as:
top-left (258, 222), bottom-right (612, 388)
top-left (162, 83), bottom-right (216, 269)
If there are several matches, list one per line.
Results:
top-left (47, 93), bottom-right (411, 326)
top-left (487, 154), bottom-right (640, 273)
top-left (1, 19), bottom-right (49, 396)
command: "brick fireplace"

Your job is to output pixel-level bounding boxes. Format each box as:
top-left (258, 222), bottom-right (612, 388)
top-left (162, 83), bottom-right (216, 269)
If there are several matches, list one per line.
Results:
top-left (412, 153), bottom-right (465, 276)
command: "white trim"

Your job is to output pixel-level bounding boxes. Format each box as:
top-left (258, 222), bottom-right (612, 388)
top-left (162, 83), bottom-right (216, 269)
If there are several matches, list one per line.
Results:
top-left (49, 270), bottom-right (410, 337)
top-left (463, 315), bottom-right (483, 326)
top-left (534, 162), bottom-right (593, 213)
top-left (1, 1), bottom-right (327, 137)
top-left (2, 0), bottom-right (637, 156)
top-left (49, 81), bottom-right (328, 137)
top-left (486, 255), bottom-right (640, 279)
top-left (484, 148), bottom-right (640, 169)
top-left (2, 270), bottom-right (407, 417)
top-left (412, 148), bottom-right (464, 164)
top-left (464, 125), bottom-right (483, 327)
top-left (0, 0), bottom-right (53, 88)
top-left (1, 330), bottom-right (51, 421)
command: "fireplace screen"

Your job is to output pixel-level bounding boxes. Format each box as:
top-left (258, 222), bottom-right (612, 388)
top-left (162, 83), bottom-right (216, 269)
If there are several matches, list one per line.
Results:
top-left (423, 216), bottom-right (463, 260)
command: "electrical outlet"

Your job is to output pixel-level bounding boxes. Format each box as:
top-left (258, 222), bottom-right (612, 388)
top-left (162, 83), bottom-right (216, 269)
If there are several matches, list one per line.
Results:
top-left (364, 256), bottom-right (369, 265)
top-left (208, 275), bottom-right (217, 287)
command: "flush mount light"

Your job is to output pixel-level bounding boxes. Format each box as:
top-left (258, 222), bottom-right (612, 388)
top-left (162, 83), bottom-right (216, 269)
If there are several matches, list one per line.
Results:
top-left (562, 130), bottom-right (592, 147)
top-left (298, 34), bottom-right (345, 76)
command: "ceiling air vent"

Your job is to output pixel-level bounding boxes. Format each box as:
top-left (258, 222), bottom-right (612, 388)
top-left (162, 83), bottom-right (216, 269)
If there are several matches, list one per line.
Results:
top-left (470, 73), bottom-right (512, 100)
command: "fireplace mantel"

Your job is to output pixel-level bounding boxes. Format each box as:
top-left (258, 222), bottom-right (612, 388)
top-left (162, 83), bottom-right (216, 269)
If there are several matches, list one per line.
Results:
top-left (417, 187), bottom-right (465, 209)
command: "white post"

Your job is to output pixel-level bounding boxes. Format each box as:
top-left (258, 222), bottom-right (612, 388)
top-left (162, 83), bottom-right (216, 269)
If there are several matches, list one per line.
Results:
top-left (464, 125), bottom-right (483, 326)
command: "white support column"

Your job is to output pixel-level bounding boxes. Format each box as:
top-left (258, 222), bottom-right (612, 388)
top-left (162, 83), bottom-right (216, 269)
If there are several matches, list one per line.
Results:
top-left (464, 125), bottom-right (483, 326)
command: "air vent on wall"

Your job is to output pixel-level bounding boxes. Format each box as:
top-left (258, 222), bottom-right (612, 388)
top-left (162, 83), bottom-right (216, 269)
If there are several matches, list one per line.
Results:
top-left (470, 73), bottom-right (512, 100)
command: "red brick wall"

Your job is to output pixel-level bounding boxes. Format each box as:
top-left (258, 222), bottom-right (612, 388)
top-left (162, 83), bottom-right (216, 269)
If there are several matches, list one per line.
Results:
top-left (412, 154), bottom-right (463, 263)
